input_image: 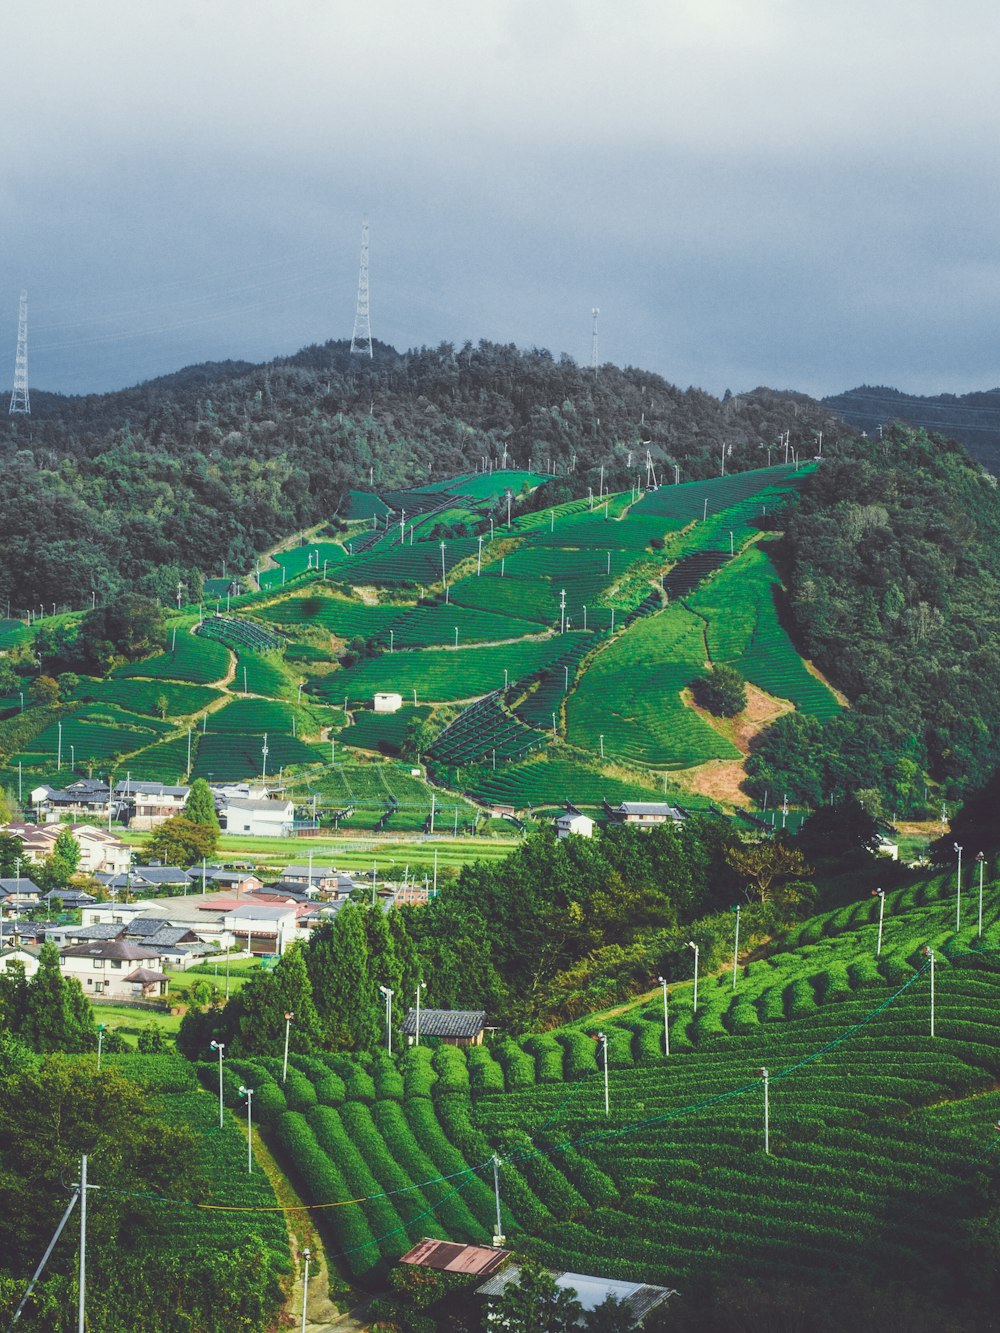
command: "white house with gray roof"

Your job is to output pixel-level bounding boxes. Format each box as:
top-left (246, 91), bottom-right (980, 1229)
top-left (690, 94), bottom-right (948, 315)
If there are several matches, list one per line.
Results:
top-left (221, 796), bottom-right (295, 838)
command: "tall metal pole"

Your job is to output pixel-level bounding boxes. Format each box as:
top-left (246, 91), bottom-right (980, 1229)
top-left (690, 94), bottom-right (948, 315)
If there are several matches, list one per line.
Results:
top-left (415, 981), bottom-right (425, 1045)
top-left (211, 1040), bottom-right (225, 1128)
top-left (873, 887), bottom-right (885, 955)
top-left (77, 1154), bottom-right (87, 1333)
top-left (240, 1087), bottom-right (254, 1172)
top-left (954, 843), bottom-right (963, 931)
top-left (731, 905), bottom-right (741, 989)
top-left (977, 852), bottom-right (985, 937)
top-left (657, 976), bottom-right (670, 1056)
top-left (300, 1248), bottom-right (311, 1333)
top-left (687, 941), bottom-right (699, 1012)
top-left (283, 1012), bottom-right (294, 1084)
top-left (760, 1069), bottom-right (770, 1155)
top-left (491, 1156), bottom-right (504, 1243)
top-left (597, 1032), bottom-right (609, 1116)
top-left (924, 947), bottom-right (935, 1036)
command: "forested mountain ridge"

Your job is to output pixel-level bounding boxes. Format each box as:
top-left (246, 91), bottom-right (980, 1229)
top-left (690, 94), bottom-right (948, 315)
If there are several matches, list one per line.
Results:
top-left (0, 338), bottom-right (842, 611)
top-left (823, 383), bottom-right (1000, 475)
top-left (749, 424), bottom-right (1000, 807)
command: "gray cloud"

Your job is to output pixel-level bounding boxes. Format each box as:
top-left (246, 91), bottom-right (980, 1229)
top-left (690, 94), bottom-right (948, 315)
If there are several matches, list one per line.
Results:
top-left (3, 1), bottom-right (999, 397)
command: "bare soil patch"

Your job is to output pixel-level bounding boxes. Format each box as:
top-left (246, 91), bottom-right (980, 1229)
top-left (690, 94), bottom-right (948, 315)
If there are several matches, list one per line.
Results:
top-left (672, 682), bottom-right (794, 808)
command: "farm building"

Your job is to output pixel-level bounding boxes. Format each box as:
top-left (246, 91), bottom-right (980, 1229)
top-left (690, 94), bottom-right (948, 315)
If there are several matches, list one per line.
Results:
top-left (476, 1265), bottom-right (677, 1326)
top-left (402, 1009), bottom-right (487, 1047)
top-left (374, 692), bottom-right (403, 712)
top-left (399, 1238), bottom-right (510, 1278)
top-left (608, 801), bottom-right (685, 827)
top-left (553, 808), bottom-right (594, 839)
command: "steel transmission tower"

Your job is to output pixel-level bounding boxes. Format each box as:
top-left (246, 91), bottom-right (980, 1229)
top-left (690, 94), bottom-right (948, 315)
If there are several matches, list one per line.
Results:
top-left (9, 289), bottom-right (29, 414)
top-left (591, 307), bottom-right (599, 373)
top-left (350, 219), bottom-right (373, 358)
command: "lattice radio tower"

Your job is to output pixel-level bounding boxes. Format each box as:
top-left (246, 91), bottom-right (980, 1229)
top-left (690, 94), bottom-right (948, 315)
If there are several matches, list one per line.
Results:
top-left (350, 218), bottom-right (373, 358)
top-left (591, 307), bottom-right (599, 373)
top-left (9, 289), bottom-right (29, 414)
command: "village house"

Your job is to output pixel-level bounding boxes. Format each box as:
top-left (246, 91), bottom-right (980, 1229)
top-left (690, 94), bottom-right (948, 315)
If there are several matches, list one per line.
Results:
top-left (58, 939), bottom-right (169, 1000)
top-left (202, 868), bottom-right (263, 894)
top-left (0, 944), bottom-right (41, 978)
top-left (223, 902), bottom-right (301, 955)
top-left (553, 807), bottom-right (595, 839)
top-left (32, 778), bottom-right (111, 822)
top-left (95, 866), bottom-right (193, 893)
top-left (114, 780), bottom-right (189, 830)
top-left (0, 876), bottom-right (43, 909)
top-left (607, 801), bottom-right (686, 828)
top-left (221, 795), bottom-right (295, 838)
top-left (5, 823), bottom-right (132, 874)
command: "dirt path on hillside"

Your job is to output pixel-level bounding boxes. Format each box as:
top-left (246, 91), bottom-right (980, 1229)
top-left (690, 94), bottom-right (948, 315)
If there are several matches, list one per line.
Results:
top-left (246, 1124), bottom-right (357, 1332)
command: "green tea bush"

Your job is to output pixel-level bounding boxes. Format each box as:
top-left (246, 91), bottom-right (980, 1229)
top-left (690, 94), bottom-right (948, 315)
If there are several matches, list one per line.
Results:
top-left (466, 1046), bottom-right (506, 1093)
top-left (495, 1037), bottom-right (536, 1089)
top-left (432, 1044), bottom-right (471, 1095)
top-left (372, 1051), bottom-right (405, 1100)
top-left (400, 1046), bottom-right (437, 1098)
top-left (325, 1053), bottom-right (377, 1103)
top-left (290, 1054), bottom-right (345, 1105)
top-left (523, 1034), bottom-right (565, 1083)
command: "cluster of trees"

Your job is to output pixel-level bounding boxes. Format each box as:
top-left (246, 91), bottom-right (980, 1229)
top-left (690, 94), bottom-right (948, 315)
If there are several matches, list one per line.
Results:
top-left (0, 944), bottom-right (96, 1052)
top-left (180, 821), bottom-right (826, 1058)
top-left (142, 778), bottom-right (220, 866)
top-left (0, 338), bottom-right (839, 612)
top-left (691, 664), bottom-right (748, 717)
top-left (748, 426), bottom-right (1000, 809)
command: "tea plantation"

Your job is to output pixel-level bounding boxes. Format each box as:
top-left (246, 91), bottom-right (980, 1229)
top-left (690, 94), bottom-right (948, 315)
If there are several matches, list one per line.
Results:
top-left (226, 870), bottom-right (999, 1303)
top-left (5, 464), bottom-right (848, 825)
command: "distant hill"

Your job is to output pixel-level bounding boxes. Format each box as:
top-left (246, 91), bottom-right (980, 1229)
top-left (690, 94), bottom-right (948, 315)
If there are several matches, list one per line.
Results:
top-left (0, 338), bottom-right (844, 611)
top-left (823, 384), bottom-right (1000, 474)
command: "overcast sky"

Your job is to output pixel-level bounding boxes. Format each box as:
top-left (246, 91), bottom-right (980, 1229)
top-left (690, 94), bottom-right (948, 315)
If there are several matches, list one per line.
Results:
top-left (4, 1), bottom-right (1000, 398)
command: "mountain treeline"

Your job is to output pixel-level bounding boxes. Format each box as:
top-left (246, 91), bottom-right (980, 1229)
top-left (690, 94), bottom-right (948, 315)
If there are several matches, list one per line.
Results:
top-left (0, 339), bottom-right (841, 611)
top-left (823, 384), bottom-right (1000, 475)
top-left (749, 425), bottom-right (1000, 809)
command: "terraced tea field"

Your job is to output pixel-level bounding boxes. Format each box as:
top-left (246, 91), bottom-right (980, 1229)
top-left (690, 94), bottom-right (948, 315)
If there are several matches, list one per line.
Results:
top-left (4, 464), bottom-right (850, 821)
top-left (235, 870), bottom-right (1000, 1305)
top-left (317, 635), bottom-right (584, 706)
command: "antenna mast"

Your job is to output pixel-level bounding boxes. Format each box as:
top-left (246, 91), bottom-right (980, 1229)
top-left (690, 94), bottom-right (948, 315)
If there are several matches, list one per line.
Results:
top-left (9, 289), bottom-right (29, 414)
top-left (351, 219), bottom-right (373, 358)
top-left (591, 307), bottom-right (599, 373)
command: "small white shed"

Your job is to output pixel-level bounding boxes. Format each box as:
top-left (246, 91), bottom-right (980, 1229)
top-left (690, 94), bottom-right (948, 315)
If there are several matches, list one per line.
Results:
top-left (374, 692), bottom-right (403, 713)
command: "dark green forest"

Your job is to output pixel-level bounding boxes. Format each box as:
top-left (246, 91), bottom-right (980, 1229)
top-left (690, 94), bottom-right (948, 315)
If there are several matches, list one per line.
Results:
top-left (0, 338), bottom-right (840, 611)
top-left (748, 425), bottom-right (1000, 807)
